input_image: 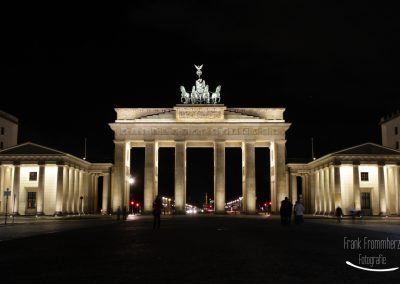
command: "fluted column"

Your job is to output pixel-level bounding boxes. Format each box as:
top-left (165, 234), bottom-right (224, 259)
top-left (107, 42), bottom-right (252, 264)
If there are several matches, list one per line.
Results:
top-left (316, 170), bottom-right (321, 213)
top-left (333, 164), bottom-right (341, 208)
top-left (36, 163), bottom-right (46, 215)
top-left (112, 141), bottom-right (130, 212)
top-left (309, 172), bottom-right (316, 213)
top-left (73, 168), bottom-right (79, 213)
top-left (12, 164), bottom-right (20, 214)
top-left (397, 166), bottom-right (400, 215)
top-left (243, 142), bottom-right (256, 214)
top-left (78, 170), bottom-right (83, 214)
top-left (144, 141), bottom-right (158, 213)
top-left (329, 166), bottom-right (335, 214)
top-left (0, 166), bottom-right (5, 213)
top-left (94, 174), bottom-right (99, 213)
top-left (378, 164), bottom-right (386, 215)
top-left (102, 173), bottom-right (110, 214)
top-left (353, 163), bottom-right (360, 210)
top-left (319, 169), bottom-right (325, 213)
top-left (304, 174), bottom-right (310, 213)
top-left (62, 165), bottom-right (69, 214)
top-left (271, 141), bottom-right (288, 211)
top-left (55, 164), bottom-right (64, 215)
top-left (324, 168), bottom-right (330, 214)
top-left (82, 171), bottom-right (89, 213)
top-left (67, 167), bottom-right (75, 213)
top-left (214, 141), bottom-right (225, 214)
top-left (387, 166), bottom-right (396, 214)
top-left (175, 141), bottom-right (186, 213)
top-left (291, 175), bottom-right (297, 204)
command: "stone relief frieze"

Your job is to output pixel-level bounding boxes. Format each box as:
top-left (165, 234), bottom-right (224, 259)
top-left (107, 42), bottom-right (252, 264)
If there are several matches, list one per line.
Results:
top-left (116, 126), bottom-right (286, 139)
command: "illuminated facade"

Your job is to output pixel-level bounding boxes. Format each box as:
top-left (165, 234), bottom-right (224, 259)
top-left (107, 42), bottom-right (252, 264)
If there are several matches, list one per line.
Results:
top-left (288, 143), bottom-right (400, 216)
top-left (109, 105), bottom-right (291, 214)
top-left (380, 112), bottom-right (400, 150)
top-left (0, 142), bottom-right (112, 215)
top-left (0, 110), bottom-right (18, 150)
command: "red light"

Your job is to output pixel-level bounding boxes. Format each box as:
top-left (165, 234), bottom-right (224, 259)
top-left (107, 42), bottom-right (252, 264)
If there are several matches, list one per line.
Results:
top-left (136, 203), bottom-right (140, 207)
top-left (130, 201), bottom-right (134, 205)
top-left (268, 202), bottom-right (272, 206)
top-left (264, 203), bottom-right (267, 206)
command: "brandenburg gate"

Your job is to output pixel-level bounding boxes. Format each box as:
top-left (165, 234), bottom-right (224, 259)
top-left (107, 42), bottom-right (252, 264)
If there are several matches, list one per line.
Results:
top-left (109, 66), bottom-right (291, 214)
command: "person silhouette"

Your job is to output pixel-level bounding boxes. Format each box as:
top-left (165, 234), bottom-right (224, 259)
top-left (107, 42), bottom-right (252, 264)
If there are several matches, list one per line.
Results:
top-left (153, 195), bottom-right (162, 229)
top-left (335, 206), bottom-right (343, 223)
top-left (116, 206), bottom-right (121, 221)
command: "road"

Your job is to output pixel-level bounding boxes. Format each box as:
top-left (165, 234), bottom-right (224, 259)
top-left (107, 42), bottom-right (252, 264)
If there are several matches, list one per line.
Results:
top-left (0, 214), bottom-right (399, 283)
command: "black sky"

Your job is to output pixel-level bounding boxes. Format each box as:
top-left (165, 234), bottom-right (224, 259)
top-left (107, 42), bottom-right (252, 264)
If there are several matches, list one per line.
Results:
top-left (1, 2), bottom-right (399, 168)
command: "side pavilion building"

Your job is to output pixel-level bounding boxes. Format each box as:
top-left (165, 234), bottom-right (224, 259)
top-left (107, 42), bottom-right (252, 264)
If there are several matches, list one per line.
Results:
top-left (287, 143), bottom-right (400, 216)
top-left (0, 142), bottom-right (112, 215)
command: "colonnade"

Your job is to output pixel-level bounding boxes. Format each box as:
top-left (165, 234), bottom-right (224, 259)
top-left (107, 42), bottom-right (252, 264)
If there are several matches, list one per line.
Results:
top-left (112, 140), bottom-right (287, 214)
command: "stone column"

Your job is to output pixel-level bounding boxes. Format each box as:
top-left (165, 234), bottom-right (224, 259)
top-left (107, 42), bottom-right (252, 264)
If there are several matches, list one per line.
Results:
top-left (353, 162), bottom-right (360, 210)
top-left (12, 164), bottom-right (20, 214)
top-left (329, 166), bottom-right (335, 214)
top-left (0, 166), bottom-right (4, 213)
top-left (214, 141), bottom-right (225, 214)
top-left (272, 141), bottom-right (288, 211)
top-left (36, 163), bottom-right (46, 215)
top-left (78, 170), bottom-right (83, 214)
top-left (112, 141), bottom-right (129, 213)
top-left (102, 173), bottom-right (110, 214)
top-left (144, 141), bottom-right (158, 213)
top-left (324, 168), bottom-right (330, 214)
top-left (334, 163), bottom-right (341, 208)
top-left (397, 166), bottom-right (400, 215)
top-left (82, 171), bottom-right (89, 213)
top-left (62, 165), bottom-right (69, 214)
top-left (309, 172), bottom-right (316, 214)
top-left (318, 169), bottom-right (324, 213)
top-left (55, 164), bottom-right (64, 215)
top-left (378, 163), bottom-right (386, 215)
top-left (304, 174), bottom-right (310, 213)
top-left (175, 141), bottom-right (186, 213)
top-left (73, 169), bottom-right (79, 213)
top-left (93, 174), bottom-right (98, 213)
top-left (387, 166), bottom-right (396, 214)
top-left (67, 167), bottom-right (75, 213)
top-left (243, 142), bottom-right (256, 214)
top-left (291, 174), bottom-right (297, 204)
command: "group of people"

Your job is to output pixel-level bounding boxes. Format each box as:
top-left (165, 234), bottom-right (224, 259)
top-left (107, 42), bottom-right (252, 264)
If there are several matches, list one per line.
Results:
top-left (280, 197), bottom-right (305, 225)
top-left (116, 206), bottom-right (128, 221)
top-left (116, 195), bottom-right (163, 229)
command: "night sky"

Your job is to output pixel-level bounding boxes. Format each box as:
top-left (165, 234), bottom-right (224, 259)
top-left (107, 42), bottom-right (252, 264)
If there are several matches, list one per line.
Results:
top-left (2, 2), bottom-right (399, 205)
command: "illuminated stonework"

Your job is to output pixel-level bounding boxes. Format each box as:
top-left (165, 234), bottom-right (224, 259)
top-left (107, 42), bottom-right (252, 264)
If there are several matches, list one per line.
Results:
top-left (110, 104), bottom-right (291, 214)
top-left (0, 142), bottom-right (112, 216)
top-left (288, 143), bottom-right (400, 216)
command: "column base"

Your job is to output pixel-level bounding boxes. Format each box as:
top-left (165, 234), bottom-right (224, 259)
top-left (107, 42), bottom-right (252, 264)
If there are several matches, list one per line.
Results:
top-left (36, 212), bottom-right (45, 216)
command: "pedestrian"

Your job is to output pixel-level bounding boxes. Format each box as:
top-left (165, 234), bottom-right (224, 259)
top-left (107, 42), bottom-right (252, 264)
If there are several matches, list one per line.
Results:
top-left (116, 206), bottom-right (121, 221)
top-left (153, 195), bottom-right (162, 229)
top-left (335, 206), bottom-right (343, 223)
top-left (286, 198), bottom-right (293, 225)
top-left (122, 206), bottom-right (127, 221)
top-left (294, 200), bottom-right (305, 224)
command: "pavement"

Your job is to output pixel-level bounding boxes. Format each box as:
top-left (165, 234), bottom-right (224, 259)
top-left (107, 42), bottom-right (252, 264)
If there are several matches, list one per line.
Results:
top-left (0, 214), bottom-right (399, 283)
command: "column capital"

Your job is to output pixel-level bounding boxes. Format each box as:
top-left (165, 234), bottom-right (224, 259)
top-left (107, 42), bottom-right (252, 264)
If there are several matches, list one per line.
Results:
top-left (13, 161), bottom-right (20, 166)
top-left (274, 139), bottom-right (287, 144)
top-left (352, 160), bottom-right (360, 166)
top-left (378, 161), bottom-right (385, 166)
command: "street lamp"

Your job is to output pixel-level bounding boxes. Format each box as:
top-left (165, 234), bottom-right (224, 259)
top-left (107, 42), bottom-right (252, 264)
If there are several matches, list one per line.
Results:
top-left (129, 177), bottom-right (135, 185)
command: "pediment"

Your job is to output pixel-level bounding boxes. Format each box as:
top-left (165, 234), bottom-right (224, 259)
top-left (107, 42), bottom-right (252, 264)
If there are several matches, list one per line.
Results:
top-left (0, 142), bottom-right (66, 156)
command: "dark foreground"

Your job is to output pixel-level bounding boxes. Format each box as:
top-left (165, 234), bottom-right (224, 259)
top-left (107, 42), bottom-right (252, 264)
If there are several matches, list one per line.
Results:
top-left (0, 215), bottom-right (399, 283)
